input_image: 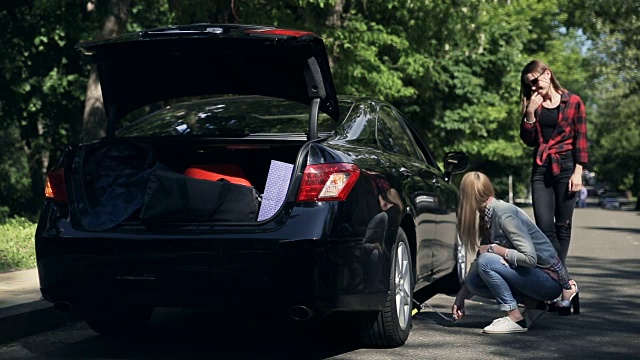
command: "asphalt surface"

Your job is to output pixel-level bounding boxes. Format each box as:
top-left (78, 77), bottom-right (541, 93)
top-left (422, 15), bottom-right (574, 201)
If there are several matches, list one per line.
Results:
top-left (0, 206), bottom-right (638, 359)
top-left (0, 269), bottom-right (79, 346)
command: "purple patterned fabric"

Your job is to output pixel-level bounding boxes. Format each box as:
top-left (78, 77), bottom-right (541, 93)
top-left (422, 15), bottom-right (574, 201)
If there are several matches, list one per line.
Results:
top-left (541, 256), bottom-right (572, 290)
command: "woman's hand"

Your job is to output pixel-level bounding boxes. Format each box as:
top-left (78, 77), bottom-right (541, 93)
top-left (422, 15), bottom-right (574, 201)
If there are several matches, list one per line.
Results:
top-left (569, 165), bottom-right (583, 193)
top-left (526, 93), bottom-right (543, 115)
top-left (478, 244), bottom-right (491, 254)
top-left (452, 296), bottom-right (465, 321)
top-left (452, 286), bottom-right (468, 321)
top-left (478, 244), bottom-right (509, 265)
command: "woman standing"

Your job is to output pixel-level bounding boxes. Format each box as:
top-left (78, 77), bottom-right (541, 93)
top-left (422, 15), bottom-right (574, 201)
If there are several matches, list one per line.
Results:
top-left (519, 60), bottom-right (588, 262)
top-left (451, 172), bottom-right (578, 334)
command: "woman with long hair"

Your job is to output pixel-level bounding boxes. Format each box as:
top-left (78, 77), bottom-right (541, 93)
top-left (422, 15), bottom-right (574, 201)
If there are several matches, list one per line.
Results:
top-left (519, 59), bottom-right (588, 263)
top-left (451, 172), bottom-right (578, 334)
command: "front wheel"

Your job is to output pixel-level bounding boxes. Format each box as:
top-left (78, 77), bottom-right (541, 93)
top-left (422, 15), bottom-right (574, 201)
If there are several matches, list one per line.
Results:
top-left (436, 233), bottom-right (468, 296)
top-left (455, 233), bottom-right (468, 284)
top-left (358, 227), bottom-right (413, 348)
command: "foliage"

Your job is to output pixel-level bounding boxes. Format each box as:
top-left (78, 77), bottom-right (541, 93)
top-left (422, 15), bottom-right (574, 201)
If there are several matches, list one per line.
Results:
top-left (0, 0), bottom-right (171, 218)
top-left (561, 0), bottom-right (640, 203)
top-left (0, 0), bottom-right (91, 217)
top-left (0, 217), bottom-right (37, 272)
top-left (0, 0), bottom-right (636, 215)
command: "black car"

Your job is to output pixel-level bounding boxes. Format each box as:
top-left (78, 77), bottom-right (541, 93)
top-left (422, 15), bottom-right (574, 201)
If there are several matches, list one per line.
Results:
top-left (36, 24), bottom-right (468, 348)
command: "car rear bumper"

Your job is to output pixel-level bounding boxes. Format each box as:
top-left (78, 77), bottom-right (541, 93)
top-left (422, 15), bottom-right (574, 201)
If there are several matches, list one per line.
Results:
top-left (36, 235), bottom-right (390, 316)
top-left (36, 200), bottom-right (396, 316)
top-left (38, 244), bottom-right (388, 315)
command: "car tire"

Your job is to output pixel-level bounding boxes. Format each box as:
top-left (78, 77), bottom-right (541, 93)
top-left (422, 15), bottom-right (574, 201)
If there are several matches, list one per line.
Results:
top-left (84, 305), bottom-right (154, 337)
top-left (358, 227), bottom-right (413, 348)
top-left (455, 233), bottom-right (468, 285)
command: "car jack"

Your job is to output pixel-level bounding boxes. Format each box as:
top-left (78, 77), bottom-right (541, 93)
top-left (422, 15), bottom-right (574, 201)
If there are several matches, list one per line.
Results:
top-left (412, 299), bottom-right (456, 322)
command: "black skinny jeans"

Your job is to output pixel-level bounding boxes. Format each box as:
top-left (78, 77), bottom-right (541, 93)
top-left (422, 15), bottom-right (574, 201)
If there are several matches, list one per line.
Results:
top-left (531, 153), bottom-right (576, 263)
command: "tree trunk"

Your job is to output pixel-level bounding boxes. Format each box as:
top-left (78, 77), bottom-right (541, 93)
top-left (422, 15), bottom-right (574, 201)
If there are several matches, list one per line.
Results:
top-left (326, 0), bottom-right (345, 28)
top-left (81, 67), bottom-right (106, 141)
top-left (20, 118), bottom-right (46, 215)
top-left (325, 0), bottom-right (345, 70)
top-left (81, 0), bottom-right (131, 142)
top-left (27, 149), bottom-right (45, 216)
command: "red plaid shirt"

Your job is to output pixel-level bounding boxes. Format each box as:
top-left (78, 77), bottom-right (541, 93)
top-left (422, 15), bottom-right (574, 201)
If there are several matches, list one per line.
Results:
top-left (520, 92), bottom-right (589, 175)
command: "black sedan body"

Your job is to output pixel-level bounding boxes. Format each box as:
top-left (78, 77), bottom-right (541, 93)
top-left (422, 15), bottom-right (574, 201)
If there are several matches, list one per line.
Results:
top-left (35, 24), bottom-right (468, 348)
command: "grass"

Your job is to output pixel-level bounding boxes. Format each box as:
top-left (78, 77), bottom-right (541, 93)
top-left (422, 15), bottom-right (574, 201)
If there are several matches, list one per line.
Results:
top-left (0, 217), bottom-right (37, 272)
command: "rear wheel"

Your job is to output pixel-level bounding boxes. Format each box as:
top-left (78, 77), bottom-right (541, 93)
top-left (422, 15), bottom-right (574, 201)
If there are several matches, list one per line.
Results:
top-left (83, 305), bottom-right (154, 337)
top-left (358, 228), bottom-right (413, 348)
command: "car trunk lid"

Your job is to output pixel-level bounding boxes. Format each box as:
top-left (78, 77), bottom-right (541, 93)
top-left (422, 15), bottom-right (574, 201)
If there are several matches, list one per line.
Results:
top-left (76, 24), bottom-right (339, 139)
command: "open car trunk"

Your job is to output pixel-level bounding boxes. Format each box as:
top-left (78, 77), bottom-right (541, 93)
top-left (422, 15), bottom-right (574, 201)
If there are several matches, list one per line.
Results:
top-left (70, 138), bottom-right (310, 230)
top-left (66, 24), bottom-right (345, 231)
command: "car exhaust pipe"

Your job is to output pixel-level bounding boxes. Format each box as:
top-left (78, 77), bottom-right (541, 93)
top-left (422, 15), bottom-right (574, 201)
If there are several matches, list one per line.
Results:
top-left (289, 305), bottom-right (313, 321)
top-left (53, 301), bottom-right (73, 313)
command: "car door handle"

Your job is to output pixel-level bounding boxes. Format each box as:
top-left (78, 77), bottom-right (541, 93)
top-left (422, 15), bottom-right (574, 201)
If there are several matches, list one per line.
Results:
top-left (399, 167), bottom-right (412, 177)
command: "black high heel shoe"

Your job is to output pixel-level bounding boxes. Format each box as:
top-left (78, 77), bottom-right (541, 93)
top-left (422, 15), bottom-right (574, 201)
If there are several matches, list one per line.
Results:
top-left (557, 281), bottom-right (580, 316)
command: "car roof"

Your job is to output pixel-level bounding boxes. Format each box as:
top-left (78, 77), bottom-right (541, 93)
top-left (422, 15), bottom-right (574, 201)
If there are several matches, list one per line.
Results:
top-left (77, 24), bottom-right (339, 136)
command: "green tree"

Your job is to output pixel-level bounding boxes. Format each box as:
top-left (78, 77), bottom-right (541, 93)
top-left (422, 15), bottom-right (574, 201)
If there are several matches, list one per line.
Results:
top-left (82, 0), bottom-right (172, 141)
top-left (0, 0), bottom-right (91, 217)
top-left (0, 0), bottom-right (172, 217)
top-left (1, 0), bottom-right (609, 217)
top-left (562, 0), bottom-right (640, 208)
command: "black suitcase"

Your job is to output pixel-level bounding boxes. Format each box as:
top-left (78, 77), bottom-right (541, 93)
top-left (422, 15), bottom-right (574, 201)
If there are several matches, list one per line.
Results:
top-left (141, 170), bottom-right (259, 224)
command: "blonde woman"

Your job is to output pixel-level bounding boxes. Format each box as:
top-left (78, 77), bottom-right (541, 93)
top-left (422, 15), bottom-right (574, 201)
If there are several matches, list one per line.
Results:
top-left (451, 172), bottom-right (578, 334)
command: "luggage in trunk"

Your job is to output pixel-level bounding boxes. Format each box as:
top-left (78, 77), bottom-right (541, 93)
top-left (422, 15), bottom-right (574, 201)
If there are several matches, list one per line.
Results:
top-left (73, 140), bottom-right (302, 230)
top-left (140, 170), bottom-right (260, 224)
top-left (77, 141), bottom-right (158, 231)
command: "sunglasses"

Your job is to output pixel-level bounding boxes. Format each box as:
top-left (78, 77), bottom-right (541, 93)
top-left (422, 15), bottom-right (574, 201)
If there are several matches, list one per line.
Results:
top-left (528, 71), bottom-right (546, 89)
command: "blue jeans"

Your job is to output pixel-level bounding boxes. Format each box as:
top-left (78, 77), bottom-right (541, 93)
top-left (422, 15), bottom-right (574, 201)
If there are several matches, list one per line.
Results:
top-left (466, 253), bottom-right (563, 311)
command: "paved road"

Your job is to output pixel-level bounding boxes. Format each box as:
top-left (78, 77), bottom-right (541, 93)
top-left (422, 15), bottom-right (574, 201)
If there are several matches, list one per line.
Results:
top-left (0, 207), bottom-right (638, 359)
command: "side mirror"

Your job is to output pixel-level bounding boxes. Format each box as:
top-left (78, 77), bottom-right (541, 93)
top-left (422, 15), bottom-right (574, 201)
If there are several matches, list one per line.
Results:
top-left (443, 151), bottom-right (468, 182)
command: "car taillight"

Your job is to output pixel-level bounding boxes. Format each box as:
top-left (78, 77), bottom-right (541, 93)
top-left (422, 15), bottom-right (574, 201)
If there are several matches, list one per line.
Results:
top-left (297, 163), bottom-right (360, 202)
top-left (44, 168), bottom-right (67, 202)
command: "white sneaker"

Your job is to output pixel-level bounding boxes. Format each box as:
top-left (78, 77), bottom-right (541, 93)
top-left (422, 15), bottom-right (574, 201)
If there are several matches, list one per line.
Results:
top-left (482, 316), bottom-right (527, 334)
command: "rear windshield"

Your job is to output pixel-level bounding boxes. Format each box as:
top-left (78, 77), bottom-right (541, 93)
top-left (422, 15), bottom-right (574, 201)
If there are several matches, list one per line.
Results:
top-left (116, 96), bottom-right (343, 138)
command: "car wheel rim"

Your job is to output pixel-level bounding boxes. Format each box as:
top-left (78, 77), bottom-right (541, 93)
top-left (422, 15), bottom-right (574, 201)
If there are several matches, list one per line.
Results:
top-left (395, 241), bottom-right (411, 331)
top-left (456, 234), bottom-right (467, 283)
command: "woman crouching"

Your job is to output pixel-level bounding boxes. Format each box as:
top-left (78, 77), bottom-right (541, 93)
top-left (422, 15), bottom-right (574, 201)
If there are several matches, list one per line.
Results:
top-left (452, 171), bottom-right (578, 334)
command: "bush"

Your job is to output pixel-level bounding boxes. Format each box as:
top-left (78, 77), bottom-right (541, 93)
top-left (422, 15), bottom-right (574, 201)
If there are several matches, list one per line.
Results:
top-left (0, 217), bottom-right (37, 272)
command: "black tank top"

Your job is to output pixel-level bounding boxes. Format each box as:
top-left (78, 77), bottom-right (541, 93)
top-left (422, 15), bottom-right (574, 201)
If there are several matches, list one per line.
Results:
top-left (539, 105), bottom-right (560, 143)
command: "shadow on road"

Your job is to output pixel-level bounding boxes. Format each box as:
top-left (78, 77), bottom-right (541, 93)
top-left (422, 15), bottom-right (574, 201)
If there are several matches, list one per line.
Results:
top-left (10, 208), bottom-right (640, 359)
top-left (19, 309), bottom-right (367, 359)
top-left (408, 255), bottom-right (640, 360)
top-left (13, 255), bottom-right (640, 359)
top-left (580, 226), bottom-right (640, 235)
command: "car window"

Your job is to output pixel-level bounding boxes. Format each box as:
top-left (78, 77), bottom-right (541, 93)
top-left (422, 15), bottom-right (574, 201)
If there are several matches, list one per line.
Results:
top-left (376, 106), bottom-right (423, 161)
top-left (413, 137), bottom-right (438, 169)
top-left (334, 102), bottom-right (377, 146)
top-left (394, 112), bottom-right (439, 169)
top-left (116, 96), bottom-right (345, 138)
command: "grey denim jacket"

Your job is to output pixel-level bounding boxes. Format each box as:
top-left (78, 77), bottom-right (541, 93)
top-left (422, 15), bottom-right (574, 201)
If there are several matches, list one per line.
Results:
top-left (486, 199), bottom-right (559, 268)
